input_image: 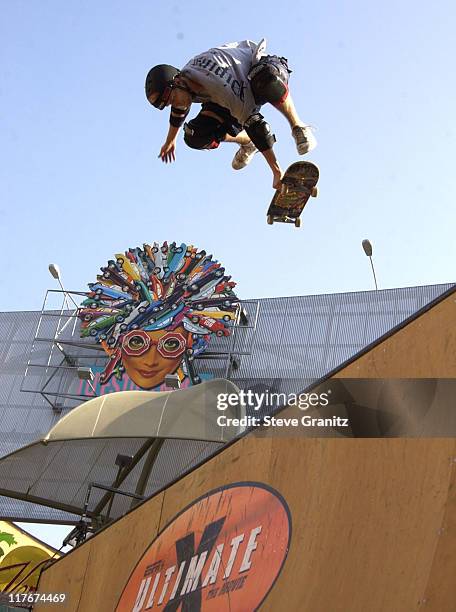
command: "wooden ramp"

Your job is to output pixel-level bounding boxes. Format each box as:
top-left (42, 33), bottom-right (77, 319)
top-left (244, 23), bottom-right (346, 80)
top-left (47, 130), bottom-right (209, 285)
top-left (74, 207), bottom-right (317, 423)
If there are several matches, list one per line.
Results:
top-left (37, 290), bottom-right (456, 611)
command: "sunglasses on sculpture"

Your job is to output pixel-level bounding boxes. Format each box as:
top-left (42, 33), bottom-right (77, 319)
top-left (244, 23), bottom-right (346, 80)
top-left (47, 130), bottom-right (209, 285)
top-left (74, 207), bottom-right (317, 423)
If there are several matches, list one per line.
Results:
top-left (121, 330), bottom-right (186, 359)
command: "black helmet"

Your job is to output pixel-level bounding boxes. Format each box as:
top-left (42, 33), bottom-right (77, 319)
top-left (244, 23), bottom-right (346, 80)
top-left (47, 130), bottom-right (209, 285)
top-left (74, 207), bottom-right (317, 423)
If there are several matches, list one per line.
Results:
top-left (145, 64), bottom-right (180, 109)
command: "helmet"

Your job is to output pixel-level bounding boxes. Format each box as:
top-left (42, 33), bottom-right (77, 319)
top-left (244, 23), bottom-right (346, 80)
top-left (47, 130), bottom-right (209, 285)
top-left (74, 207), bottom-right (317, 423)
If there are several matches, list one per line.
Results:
top-left (145, 64), bottom-right (180, 109)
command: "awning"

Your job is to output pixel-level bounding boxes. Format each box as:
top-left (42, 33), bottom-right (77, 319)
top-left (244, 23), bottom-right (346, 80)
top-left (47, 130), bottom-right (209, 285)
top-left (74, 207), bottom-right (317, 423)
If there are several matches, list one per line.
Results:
top-left (0, 379), bottom-right (244, 522)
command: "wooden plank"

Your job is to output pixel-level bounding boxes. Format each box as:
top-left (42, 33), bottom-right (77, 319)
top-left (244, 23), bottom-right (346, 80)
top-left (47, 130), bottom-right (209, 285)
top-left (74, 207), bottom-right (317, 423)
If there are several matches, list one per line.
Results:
top-left (77, 492), bottom-right (164, 612)
top-left (420, 448), bottom-right (456, 610)
top-left (335, 294), bottom-right (456, 378)
top-left (37, 541), bottom-right (92, 612)
top-left (158, 435), bottom-right (274, 530)
top-left (262, 438), bottom-right (455, 612)
top-left (37, 492), bottom-right (164, 612)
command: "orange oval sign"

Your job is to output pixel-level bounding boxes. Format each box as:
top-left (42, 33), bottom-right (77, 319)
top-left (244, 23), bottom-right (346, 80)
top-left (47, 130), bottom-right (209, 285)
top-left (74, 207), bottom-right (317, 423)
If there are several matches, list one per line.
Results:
top-left (116, 482), bottom-right (291, 611)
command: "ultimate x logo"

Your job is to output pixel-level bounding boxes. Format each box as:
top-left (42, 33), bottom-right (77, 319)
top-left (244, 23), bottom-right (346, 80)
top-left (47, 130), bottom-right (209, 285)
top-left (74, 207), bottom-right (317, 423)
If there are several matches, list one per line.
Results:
top-left (116, 483), bottom-right (291, 611)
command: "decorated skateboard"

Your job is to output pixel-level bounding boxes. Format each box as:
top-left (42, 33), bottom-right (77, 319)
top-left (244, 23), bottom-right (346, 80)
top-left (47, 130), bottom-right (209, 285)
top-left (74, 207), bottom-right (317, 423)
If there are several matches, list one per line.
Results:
top-left (267, 161), bottom-right (319, 228)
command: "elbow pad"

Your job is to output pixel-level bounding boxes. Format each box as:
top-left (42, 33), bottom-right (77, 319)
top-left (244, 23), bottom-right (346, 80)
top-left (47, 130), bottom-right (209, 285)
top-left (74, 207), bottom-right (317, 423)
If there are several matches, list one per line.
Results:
top-left (169, 106), bottom-right (189, 128)
top-left (244, 113), bottom-right (276, 151)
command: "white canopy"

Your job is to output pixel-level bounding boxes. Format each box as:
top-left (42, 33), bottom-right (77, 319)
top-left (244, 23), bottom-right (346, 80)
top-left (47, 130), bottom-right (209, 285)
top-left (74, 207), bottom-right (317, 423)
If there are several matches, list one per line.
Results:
top-left (44, 378), bottom-right (244, 443)
top-left (0, 379), bottom-right (245, 520)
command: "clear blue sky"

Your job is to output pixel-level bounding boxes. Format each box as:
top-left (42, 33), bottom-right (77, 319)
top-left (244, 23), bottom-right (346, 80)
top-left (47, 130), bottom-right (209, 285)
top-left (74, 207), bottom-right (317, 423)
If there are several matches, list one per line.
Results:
top-left (1, 0), bottom-right (455, 313)
top-left (2, 1), bottom-right (456, 543)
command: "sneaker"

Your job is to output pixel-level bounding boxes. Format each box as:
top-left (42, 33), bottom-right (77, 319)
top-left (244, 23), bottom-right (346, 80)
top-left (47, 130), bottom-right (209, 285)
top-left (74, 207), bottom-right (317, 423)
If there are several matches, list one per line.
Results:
top-left (232, 141), bottom-right (258, 170)
top-left (292, 125), bottom-right (317, 155)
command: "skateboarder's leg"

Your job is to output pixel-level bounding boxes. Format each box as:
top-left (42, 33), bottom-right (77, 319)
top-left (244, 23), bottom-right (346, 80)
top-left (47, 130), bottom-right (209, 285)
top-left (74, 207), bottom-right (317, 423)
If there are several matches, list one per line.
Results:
top-left (183, 104), bottom-right (256, 168)
top-left (224, 131), bottom-right (251, 145)
top-left (248, 56), bottom-right (317, 155)
top-left (229, 131), bottom-right (258, 170)
top-left (275, 95), bottom-right (317, 155)
top-left (274, 93), bottom-right (301, 128)
top-left (200, 115), bottom-right (258, 168)
top-left (183, 105), bottom-right (232, 150)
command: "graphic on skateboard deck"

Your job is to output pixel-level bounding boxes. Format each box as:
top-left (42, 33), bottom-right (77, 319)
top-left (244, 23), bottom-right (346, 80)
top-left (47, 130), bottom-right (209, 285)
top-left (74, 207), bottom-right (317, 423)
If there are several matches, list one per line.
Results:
top-left (267, 161), bottom-right (319, 228)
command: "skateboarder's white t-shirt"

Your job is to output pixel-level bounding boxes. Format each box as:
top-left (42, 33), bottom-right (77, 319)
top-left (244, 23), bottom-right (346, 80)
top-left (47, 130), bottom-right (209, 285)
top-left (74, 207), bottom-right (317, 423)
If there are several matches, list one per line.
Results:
top-left (181, 39), bottom-right (266, 125)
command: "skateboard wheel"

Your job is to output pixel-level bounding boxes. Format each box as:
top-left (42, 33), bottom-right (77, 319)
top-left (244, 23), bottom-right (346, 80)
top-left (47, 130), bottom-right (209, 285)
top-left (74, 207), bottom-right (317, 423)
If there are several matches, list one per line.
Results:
top-left (267, 215), bottom-right (274, 225)
top-left (311, 186), bottom-right (318, 198)
top-left (294, 218), bottom-right (301, 228)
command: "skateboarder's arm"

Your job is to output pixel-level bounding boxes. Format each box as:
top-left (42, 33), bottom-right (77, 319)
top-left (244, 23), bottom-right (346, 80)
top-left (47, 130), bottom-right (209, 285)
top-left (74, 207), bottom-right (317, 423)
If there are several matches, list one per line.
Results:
top-left (159, 125), bottom-right (179, 163)
top-left (261, 148), bottom-right (283, 190)
top-left (159, 101), bottom-right (191, 163)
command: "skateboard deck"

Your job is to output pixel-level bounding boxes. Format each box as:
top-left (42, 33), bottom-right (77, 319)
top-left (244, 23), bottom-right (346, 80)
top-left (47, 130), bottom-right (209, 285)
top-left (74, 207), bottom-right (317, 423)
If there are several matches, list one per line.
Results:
top-left (267, 161), bottom-right (319, 227)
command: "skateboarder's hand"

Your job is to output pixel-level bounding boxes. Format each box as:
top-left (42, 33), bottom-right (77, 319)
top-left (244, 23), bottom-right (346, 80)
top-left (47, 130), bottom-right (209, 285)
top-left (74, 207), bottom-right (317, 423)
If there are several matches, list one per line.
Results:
top-left (272, 171), bottom-right (283, 190)
top-left (159, 140), bottom-right (176, 163)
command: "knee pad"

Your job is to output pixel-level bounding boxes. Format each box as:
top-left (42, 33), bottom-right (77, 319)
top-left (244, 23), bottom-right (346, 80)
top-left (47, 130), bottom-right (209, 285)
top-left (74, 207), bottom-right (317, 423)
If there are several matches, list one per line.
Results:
top-left (183, 115), bottom-right (223, 150)
top-left (248, 56), bottom-right (291, 105)
top-left (244, 113), bottom-right (276, 151)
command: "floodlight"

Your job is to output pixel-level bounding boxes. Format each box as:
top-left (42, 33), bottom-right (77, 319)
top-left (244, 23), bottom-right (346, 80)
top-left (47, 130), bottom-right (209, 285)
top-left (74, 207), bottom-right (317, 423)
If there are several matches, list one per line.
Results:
top-left (239, 307), bottom-right (249, 325)
top-left (48, 263), bottom-right (61, 280)
top-left (77, 367), bottom-right (94, 382)
top-left (361, 239), bottom-right (378, 290)
top-left (115, 454), bottom-right (134, 469)
top-left (362, 239), bottom-right (373, 257)
top-left (164, 374), bottom-right (181, 389)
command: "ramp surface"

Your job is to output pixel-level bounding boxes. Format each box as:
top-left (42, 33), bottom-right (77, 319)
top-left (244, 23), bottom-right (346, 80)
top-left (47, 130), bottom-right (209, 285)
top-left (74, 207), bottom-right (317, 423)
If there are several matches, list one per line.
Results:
top-left (37, 291), bottom-right (456, 611)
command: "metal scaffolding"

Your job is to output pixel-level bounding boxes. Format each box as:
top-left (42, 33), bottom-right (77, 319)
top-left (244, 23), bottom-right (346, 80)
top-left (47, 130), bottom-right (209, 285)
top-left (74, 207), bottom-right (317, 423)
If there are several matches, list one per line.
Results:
top-left (20, 289), bottom-right (259, 412)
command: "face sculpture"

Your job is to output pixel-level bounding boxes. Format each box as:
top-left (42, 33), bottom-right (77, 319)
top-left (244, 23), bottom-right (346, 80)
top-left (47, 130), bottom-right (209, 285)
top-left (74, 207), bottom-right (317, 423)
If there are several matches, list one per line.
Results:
top-left (78, 242), bottom-right (238, 391)
top-left (121, 327), bottom-right (188, 389)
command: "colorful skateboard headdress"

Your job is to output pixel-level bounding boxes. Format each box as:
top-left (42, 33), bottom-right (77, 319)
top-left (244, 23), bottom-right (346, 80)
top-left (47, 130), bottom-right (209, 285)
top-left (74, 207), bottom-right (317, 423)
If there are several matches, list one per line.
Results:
top-left (78, 242), bottom-right (238, 385)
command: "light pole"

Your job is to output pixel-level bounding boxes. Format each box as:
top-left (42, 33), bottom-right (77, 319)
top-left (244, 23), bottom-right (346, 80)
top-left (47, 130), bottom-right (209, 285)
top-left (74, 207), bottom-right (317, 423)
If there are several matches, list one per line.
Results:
top-left (48, 263), bottom-right (79, 308)
top-left (362, 239), bottom-right (378, 290)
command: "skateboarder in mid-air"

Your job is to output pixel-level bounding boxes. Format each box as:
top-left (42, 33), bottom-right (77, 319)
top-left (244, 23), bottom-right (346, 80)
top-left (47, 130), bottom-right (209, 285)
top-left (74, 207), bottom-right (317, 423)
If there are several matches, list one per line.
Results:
top-left (145, 39), bottom-right (317, 189)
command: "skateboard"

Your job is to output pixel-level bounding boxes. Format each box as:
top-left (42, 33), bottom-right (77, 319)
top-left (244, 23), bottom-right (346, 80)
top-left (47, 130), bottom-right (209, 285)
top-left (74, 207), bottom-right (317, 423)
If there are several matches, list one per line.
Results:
top-left (267, 161), bottom-right (319, 228)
